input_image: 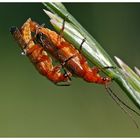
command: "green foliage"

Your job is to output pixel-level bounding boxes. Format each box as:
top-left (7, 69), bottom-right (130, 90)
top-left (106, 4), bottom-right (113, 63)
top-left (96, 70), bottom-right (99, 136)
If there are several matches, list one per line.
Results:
top-left (43, 2), bottom-right (140, 109)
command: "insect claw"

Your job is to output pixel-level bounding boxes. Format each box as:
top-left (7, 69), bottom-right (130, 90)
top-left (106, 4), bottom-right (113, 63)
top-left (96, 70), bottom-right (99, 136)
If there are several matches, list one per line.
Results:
top-left (21, 49), bottom-right (27, 56)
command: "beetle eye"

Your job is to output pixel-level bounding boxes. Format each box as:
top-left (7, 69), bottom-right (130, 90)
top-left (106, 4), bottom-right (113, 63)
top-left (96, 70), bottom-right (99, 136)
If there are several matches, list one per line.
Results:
top-left (10, 26), bottom-right (18, 34)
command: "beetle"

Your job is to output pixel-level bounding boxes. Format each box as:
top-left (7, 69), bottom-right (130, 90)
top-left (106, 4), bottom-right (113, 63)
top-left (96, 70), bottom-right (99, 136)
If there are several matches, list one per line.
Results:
top-left (10, 19), bottom-right (72, 85)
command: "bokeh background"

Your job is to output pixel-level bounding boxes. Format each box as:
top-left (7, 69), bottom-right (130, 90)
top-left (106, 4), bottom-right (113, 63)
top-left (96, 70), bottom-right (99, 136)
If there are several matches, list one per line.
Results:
top-left (0, 3), bottom-right (140, 137)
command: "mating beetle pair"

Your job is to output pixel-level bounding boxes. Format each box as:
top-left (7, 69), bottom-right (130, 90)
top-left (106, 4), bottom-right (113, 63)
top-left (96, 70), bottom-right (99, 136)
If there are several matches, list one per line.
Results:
top-left (10, 18), bottom-right (140, 128)
top-left (10, 18), bottom-right (112, 86)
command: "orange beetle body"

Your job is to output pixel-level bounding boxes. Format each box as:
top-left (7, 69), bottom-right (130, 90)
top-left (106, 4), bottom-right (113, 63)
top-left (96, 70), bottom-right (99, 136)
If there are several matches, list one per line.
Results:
top-left (10, 20), bottom-right (71, 85)
top-left (11, 18), bottom-right (111, 85)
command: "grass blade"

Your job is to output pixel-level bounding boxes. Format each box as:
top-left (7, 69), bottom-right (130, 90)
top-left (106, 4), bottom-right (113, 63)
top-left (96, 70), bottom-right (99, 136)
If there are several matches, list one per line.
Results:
top-left (43, 2), bottom-right (140, 109)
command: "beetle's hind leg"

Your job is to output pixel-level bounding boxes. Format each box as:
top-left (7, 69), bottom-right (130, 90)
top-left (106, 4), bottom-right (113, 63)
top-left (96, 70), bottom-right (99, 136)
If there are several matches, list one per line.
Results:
top-left (55, 53), bottom-right (80, 86)
top-left (57, 14), bottom-right (69, 45)
top-left (54, 61), bottom-right (72, 86)
top-left (79, 37), bottom-right (86, 52)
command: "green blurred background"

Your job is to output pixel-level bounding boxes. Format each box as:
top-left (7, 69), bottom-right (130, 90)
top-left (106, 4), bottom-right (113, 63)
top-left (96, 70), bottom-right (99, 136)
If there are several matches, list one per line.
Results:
top-left (0, 3), bottom-right (140, 137)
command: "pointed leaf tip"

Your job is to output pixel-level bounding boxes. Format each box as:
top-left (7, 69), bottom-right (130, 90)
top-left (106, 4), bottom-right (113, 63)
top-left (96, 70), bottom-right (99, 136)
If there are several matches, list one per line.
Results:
top-left (43, 9), bottom-right (54, 19)
top-left (114, 56), bottom-right (125, 68)
top-left (134, 67), bottom-right (140, 77)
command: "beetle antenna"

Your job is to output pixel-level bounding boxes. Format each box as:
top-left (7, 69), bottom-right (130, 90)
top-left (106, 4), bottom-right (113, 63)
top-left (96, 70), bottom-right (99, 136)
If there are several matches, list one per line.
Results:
top-left (108, 87), bottom-right (140, 117)
top-left (105, 85), bottom-right (139, 128)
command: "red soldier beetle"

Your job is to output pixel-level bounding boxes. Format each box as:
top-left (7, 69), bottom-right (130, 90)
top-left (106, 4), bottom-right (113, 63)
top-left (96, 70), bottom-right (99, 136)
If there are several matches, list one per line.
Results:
top-left (10, 20), bottom-right (72, 86)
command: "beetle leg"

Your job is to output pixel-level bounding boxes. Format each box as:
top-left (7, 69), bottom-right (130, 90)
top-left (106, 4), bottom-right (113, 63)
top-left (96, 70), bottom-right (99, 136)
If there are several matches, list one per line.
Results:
top-left (91, 66), bottom-right (116, 76)
top-left (59, 15), bottom-right (69, 39)
top-left (55, 55), bottom-right (78, 84)
top-left (102, 66), bottom-right (116, 70)
top-left (57, 14), bottom-right (69, 45)
top-left (54, 64), bottom-right (72, 86)
top-left (79, 37), bottom-right (86, 52)
top-left (52, 65), bottom-right (72, 86)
